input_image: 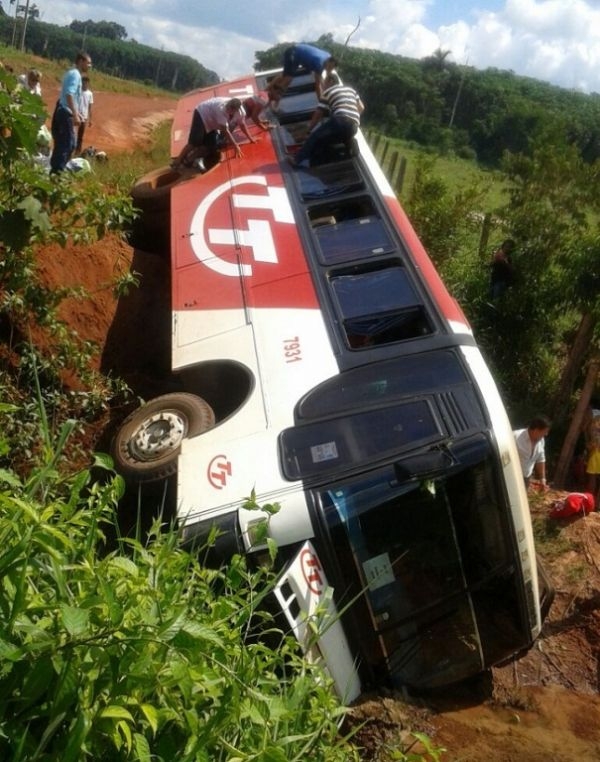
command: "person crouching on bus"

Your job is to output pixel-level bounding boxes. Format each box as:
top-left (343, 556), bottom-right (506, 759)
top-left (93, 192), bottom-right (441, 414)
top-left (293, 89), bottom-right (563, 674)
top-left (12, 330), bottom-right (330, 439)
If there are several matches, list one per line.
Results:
top-left (288, 81), bottom-right (364, 169)
top-left (267, 43), bottom-right (337, 106)
top-left (242, 95), bottom-right (274, 130)
top-left (172, 97), bottom-right (253, 168)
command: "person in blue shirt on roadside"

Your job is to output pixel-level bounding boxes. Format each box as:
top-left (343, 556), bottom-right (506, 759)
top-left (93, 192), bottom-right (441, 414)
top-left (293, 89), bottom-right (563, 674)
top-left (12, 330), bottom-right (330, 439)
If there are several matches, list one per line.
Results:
top-left (50, 51), bottom-right (91, 173)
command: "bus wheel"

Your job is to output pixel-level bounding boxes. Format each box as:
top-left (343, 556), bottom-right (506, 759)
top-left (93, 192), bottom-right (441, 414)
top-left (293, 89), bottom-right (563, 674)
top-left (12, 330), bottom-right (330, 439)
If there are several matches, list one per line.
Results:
top-left (112, 392), bottom-right (215, 483)
top-left (127, 208), bottom-right (170, 255)
top-left (130, 166), bottom-right (185, 209)
top-left (127, 166), bottom-right (185, 255)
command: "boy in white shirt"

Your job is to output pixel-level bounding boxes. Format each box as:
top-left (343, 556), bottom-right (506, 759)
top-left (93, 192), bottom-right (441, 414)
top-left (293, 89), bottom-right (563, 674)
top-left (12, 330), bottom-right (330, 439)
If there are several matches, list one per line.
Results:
top-left (75, 76), bottom-right (94, 154)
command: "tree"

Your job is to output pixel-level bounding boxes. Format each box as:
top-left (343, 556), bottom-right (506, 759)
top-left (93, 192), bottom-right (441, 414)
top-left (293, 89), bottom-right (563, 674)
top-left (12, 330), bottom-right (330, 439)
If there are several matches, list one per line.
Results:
top-left (69, 19), bottom-right (127, 41)
top-left (473, 130), bottom-right (600, 420)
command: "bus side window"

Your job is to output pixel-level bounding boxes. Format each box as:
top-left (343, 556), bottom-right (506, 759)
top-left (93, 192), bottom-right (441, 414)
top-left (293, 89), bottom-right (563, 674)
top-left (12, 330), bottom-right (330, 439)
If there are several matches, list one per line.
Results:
top-left (330, 264), bottom-right (433, 348)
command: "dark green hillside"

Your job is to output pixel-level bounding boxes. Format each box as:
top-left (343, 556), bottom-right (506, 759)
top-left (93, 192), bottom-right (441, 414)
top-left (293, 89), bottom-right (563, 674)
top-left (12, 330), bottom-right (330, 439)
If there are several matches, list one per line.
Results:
top-left (0, 11), bottom-right (218, 92)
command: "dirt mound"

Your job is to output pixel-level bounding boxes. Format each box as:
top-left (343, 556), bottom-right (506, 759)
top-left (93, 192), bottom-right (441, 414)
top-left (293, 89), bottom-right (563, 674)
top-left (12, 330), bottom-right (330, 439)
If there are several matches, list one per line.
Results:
top-left (29, 91), bottom-right (600, 761)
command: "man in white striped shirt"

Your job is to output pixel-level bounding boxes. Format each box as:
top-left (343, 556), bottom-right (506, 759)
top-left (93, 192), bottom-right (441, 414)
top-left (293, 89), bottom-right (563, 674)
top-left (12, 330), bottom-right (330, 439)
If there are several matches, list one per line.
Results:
top-left (289, 82), bottom-right (364, 168)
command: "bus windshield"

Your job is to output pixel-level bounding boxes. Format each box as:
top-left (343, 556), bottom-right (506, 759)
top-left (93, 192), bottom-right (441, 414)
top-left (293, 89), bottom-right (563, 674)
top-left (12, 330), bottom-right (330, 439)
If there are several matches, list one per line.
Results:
top-left (318, 439), bottom-right (530, 689)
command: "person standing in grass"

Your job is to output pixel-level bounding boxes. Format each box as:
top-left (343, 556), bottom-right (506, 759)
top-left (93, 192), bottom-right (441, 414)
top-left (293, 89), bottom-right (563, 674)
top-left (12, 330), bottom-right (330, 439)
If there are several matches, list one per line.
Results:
top-left (18, 68), bottom-right (42, 96)
top-left (489, 239), bottom-right (516, 300)
top-left (50, 51), bottom-right (91, 173)
top-left (75, 76), bottom-right (94, 155)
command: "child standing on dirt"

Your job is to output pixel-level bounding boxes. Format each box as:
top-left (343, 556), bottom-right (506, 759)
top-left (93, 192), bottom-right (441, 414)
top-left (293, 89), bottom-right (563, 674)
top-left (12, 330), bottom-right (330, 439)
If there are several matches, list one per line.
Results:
top-left (75, 76), bottom-right (93, 155)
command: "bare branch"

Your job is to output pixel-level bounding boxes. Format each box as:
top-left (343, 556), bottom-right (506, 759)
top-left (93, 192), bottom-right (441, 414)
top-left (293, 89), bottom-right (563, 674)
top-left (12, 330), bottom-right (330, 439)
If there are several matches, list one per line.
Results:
top-left (343, 17), bottom-right (361, 51)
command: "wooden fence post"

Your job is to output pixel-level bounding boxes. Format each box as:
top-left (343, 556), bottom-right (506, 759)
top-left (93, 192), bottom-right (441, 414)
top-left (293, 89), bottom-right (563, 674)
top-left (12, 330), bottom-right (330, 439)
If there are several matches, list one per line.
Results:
top-left (478, 213), bottom-right (492, 259)
top-left (379, 139), bottom-right (390, 165)
top-left (395, 156), bottom-right (407, 195)
top-left (387, 150), bottom-right (399, 184)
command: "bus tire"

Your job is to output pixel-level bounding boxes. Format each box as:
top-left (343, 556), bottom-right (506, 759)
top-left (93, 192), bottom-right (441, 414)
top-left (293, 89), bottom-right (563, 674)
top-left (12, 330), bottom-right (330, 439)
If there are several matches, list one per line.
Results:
top-left (112, 392), bottom-right (215, 483)
top-left (128, 166), bottom-right (185, 254)
top-left (130, 166), bottom-right (185, 211)
top-left (127, 208), bottom-right (170, 255)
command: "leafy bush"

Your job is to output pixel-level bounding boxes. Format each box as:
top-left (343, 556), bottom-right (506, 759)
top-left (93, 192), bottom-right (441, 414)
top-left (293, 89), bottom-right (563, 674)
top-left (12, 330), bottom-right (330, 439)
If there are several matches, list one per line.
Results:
top-left (0, 66), bottom-right (136, 474)
top-left (0, 451), bottom-right (358, 761)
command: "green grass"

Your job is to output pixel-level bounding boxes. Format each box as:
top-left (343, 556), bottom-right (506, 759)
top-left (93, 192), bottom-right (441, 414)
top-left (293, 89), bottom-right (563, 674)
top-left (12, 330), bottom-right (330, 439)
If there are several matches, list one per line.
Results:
top-left (91, 120), bottom-right (171, 193)
top-left (532, 516), bottom-right (578, 558)
top-left (368, 131), bottom-right (509, 213)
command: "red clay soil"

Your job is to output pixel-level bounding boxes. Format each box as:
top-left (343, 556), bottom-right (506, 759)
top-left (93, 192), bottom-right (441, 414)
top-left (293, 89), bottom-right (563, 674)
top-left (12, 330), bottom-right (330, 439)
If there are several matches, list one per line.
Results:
top-left (29, 90), bottom-right (600, 762)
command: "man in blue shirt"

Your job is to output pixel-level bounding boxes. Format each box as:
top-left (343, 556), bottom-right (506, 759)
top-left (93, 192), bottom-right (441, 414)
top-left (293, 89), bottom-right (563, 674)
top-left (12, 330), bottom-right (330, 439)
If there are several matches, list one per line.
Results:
top-left (50, 51), bottom-right (92, 173)
top-left (268, 43), bottom-right (337, 104)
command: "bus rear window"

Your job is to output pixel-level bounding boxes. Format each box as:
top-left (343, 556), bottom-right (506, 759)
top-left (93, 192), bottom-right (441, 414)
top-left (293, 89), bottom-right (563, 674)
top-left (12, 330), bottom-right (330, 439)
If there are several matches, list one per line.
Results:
top-left (331, 265), bottom-right (432, 347)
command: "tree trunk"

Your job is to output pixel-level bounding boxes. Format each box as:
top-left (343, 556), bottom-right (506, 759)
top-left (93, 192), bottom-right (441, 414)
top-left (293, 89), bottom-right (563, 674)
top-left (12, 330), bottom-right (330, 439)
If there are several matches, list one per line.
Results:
top-left (551, 312), bottom-right (597, 420)
top-left (553, 358), bottom-right (599, 488)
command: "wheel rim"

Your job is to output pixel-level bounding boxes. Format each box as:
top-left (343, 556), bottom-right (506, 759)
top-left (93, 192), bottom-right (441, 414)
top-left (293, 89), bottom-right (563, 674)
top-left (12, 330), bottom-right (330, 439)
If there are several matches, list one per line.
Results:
top-left (128, 410), bottom-right (186, 461)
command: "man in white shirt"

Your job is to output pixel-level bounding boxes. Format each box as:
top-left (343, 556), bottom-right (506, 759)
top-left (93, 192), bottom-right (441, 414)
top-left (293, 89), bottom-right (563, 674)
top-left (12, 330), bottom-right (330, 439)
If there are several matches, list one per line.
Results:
top-left (75, 76), bottom-right (94, 154)
top-left (513, 416), bottom-right (551, 489)
top-left (172, 97), bottom-right (255, 169)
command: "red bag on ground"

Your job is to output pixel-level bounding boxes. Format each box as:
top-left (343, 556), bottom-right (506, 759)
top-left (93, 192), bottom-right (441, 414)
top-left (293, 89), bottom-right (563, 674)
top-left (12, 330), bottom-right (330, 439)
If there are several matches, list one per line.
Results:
top-left (549, 492), bottom-right (596, 519)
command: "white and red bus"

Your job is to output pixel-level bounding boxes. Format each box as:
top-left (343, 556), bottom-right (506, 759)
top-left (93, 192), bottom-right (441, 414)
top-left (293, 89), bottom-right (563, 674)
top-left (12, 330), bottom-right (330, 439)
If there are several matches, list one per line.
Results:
top-left (114, 69), bottom-right (552, 701)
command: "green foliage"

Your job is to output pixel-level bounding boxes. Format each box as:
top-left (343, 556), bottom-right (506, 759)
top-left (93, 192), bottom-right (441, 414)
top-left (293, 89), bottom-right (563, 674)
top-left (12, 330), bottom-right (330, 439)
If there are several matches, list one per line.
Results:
top-left (0, 65), bottom-right (136, 474)
top-left (0, 414), bottom-right (359, 761)
top-left (403, 153), bottom-right (487, 266)
top-left (383, 732), bottom-right (447, 761)
top-left (472, 132), bottom-right (600, 410)
top-left (69, 19), bottom-right (128, 42)
top-left (398, 128), bottom-right (599, 417)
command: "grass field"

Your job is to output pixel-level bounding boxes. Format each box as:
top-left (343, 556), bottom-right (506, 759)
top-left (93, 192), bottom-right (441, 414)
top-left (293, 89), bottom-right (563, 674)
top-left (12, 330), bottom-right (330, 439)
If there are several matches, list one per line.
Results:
top-left (368, 130), bottom-right (509, 215)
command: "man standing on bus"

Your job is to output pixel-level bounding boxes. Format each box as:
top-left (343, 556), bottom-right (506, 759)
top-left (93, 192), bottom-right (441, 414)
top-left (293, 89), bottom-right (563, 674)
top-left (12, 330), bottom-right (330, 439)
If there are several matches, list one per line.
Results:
top-left (513, 416), bottom-right (552, 490)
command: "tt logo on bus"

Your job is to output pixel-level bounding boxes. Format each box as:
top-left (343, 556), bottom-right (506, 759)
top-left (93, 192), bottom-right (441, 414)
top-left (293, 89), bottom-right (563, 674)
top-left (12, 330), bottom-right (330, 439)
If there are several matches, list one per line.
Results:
top-left (190, 175), bottom-right (294, 277)
top-left (300, 548), bottom-right (325, 595)
top-left (207, 454), bottom-right (232, 489)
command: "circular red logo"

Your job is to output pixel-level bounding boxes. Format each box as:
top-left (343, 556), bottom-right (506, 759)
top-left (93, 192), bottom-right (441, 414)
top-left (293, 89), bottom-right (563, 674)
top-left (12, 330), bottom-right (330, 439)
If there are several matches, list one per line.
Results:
top-left (300, 548), bottom-right (324, 595)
